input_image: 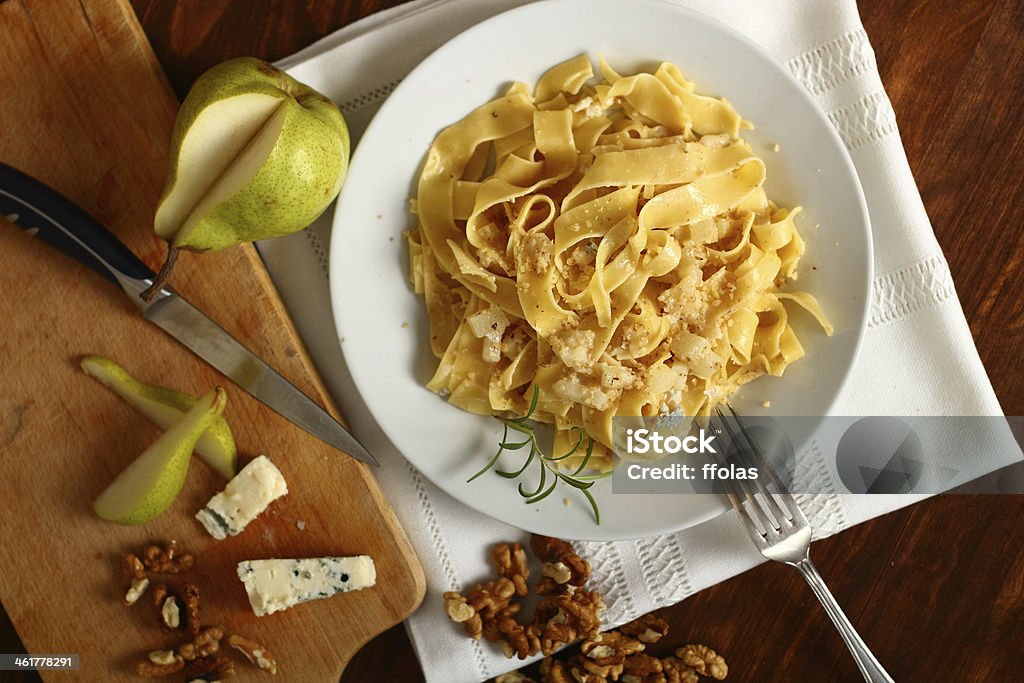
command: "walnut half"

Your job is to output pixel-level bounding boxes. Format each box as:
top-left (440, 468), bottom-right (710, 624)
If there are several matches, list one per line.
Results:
top-left (159, 596), bottom-right (181, 630)
top-left (676, 644), bottom-right (727, 680)
top-left (143, 540), bottom-right (195, 574)
top-left (123, 554), bottom-right (149, 606)
top-left (495, 672), bottom-right (537, 683)
top-left (178, 626), bottom-right (224, 662)
top-left (444, 591), bottom-right (483, 639)
top-left (227, 633), bottom-right (278, 674)
top-left (493, 543), bottom-right (530, 597)
top-left (621, 652), bottom-right (664, 683)
top-left (619, 614), bottom-right (670, 645)
top-left (180, 655), bottom-right (235, 681)
top-left (180, 583), bottom-right (202, 637)
top-left (531, 534), bottom-right (590, 587)
top-left (135, 651), bottom-right (184, 678)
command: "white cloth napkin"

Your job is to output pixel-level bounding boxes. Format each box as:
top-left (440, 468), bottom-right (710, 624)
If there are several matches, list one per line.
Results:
top-left (259, 1), bottom-right (1016, 680)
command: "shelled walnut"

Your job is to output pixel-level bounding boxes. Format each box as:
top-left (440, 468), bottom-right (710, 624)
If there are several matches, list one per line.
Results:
top-left (149, 582), bottom-right (199, 634)
top-left (135, 650), bottom-right (184, 678)
top-left (444, 591), bottom-right (484, 639)
top-left (676, 644), bottom-right (727, 680)
top-left (531, 534), bottom-right (590, 587)
top-left (178, 627), bottom-right (224, 661)
top-left (180, 655), bottom-right (235, 681)
top-left (495, 672), bottom-right (537, 683)
top-left (485, 612), bottom-right (727, 683)
top-left (444, 537), bottom-right (601, 661)
top-left (661, 656), bottom-right (700, 683)
top-left (539, 657), bottom-right (573, 683)
top-left (123, 553), bottom-right (150, 606)
top-left (530, 588), bottom-right (604, 656)
top-left (620, 653), bottom-right (665, 683)
top-left (180, 583), bottom-right (202, 637)
top-left (142, 540), bottom-right (195, 574)
top-left (618, 615), bottom-right (669, 645)
top-left (494, 542), bottom-right (530, 596)
top-left (227, 633), bottom-right (278, 674)
top-left (579, 630), bottom-right (645, 680)
top-left (159, 595), bottom-right (182, 630)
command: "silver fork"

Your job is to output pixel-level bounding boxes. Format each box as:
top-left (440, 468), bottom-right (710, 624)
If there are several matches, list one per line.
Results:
top-left (712, 404), bottom-right (895, 683)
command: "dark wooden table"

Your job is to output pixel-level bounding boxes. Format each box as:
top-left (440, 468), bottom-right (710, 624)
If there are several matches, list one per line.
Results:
top-left (4, 0), bottom-right (1023, 681)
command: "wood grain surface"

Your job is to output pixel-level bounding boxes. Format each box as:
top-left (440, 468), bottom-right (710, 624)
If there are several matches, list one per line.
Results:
top-left (0, 0), bottom-right (423, 681)
top-left (3, 0), bottom-right (1023, 681)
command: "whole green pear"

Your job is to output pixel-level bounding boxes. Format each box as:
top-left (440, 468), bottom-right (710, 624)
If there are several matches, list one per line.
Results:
top-left (143, 57), bottom-right (349, 299)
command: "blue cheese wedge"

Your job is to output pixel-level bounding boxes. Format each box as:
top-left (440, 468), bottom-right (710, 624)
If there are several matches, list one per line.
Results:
top-left (236, 556), bottom-right (376, 616)
top-left (196, 455), bottom-right (287, 540)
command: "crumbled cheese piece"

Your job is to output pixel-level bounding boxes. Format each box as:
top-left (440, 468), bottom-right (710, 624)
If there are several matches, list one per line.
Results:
top-left (598, 361), bottom-right (636, 389)
top-left (501, 326), bottom-right (529, 360)
top-left (196, 456), bottom-right (287, 540)
top-left (467, 306), bottom-right (510, 363)
top-left (550, 328), bottom-right (597, 371)
top-left (553, 376), bottom-right (611, 410)
top-left (571, 96), bottom-right (593, 112)
top-left (699, 134), bottom-right (732, 148)
top-left (520, 232), bottom-right (554, 275)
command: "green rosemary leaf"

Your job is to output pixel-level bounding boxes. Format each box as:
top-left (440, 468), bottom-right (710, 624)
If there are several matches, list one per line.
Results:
top-left (524, 477), bottom-right (559, 504)
top-left (574, 470), bottom-right (614, 481)
top-left (570, 433), bottom-right (596, 476)
top-left (518, 461), bottom-right (547, 498)
top-left (496, 441), bottom-right (537, 478)
top-left (467, 423), bottom-right (509, 483)
top-left (581, 486), bottom-right (600, 525)
top-left (547, 427), bottom-right (584, 462)
top-left (554, 471), bottom-right (595, 490)
top-left (467, 450), bottom-right (503, 482)
top-left (524, 384), bottom-right (540, 417)
top-left (502, 421), bottom-right (534, 436)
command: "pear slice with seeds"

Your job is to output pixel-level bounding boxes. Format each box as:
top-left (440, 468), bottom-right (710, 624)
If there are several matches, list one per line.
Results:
top-left (81, 356), bottom-right (237, 479)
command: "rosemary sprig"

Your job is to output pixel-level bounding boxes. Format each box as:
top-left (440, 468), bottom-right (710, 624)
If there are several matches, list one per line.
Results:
top-left (468, 386), bottom-right (611, 524)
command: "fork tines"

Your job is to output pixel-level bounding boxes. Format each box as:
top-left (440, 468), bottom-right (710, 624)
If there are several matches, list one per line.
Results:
top-left (711, 404), bottom-right (808, 542)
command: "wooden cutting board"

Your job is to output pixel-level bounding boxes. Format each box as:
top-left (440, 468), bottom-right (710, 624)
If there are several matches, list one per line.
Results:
top-left (0, 0), bottom-right (424, 680)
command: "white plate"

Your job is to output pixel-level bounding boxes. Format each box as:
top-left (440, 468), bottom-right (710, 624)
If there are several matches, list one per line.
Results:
top-left (330, 0), bottom-right (871, 541)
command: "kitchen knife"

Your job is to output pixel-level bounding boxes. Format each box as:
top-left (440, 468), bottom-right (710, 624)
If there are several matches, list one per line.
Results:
top-left (0, 161), bottom-right (378, 467)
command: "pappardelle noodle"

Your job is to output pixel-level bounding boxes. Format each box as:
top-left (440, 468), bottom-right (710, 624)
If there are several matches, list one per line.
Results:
top-left (406, 55), bottom-right (831, 472)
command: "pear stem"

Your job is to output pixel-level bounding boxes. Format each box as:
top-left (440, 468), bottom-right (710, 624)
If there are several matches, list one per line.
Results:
top-left (140, 245), bottom-right (179, 302)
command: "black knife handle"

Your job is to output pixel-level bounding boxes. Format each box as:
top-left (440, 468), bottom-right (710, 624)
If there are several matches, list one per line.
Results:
top-left (0, 162), bottom-right (155, 287)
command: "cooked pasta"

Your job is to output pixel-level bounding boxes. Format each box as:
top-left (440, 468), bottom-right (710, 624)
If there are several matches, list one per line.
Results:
top-left (406, 55), bottom-right (831, 470)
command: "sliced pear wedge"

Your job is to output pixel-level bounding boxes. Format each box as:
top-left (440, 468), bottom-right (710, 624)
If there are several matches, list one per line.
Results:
top-left (81, 356), bottom-right (237, 479)
top-left (154, 92), bottom-right (282, 241)
top-left (93, 387), bottom-right (227, 525)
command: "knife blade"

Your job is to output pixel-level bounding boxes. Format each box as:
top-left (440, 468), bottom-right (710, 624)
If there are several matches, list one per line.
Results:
top-left (0, 161), bottom-right (378, 467)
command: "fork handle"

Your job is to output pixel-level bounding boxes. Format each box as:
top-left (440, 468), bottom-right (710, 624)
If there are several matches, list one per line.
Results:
top-left (795, 558), bottom-right (895, 682)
